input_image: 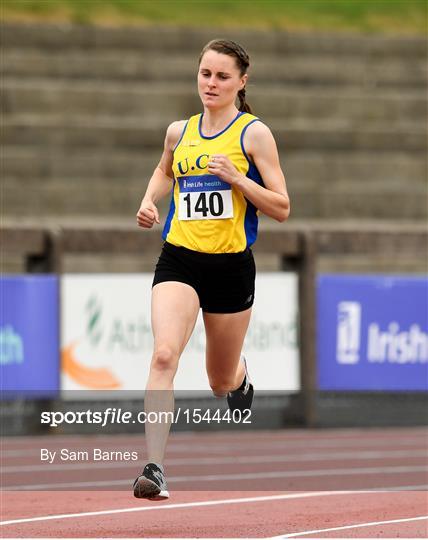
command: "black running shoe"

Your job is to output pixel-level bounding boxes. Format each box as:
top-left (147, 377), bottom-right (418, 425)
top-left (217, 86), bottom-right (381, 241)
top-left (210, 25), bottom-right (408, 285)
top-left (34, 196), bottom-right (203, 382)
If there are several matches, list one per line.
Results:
top-left (227, 356), bottom-right (254, 413)
top-left (133, 463), bottom-right (169, 500)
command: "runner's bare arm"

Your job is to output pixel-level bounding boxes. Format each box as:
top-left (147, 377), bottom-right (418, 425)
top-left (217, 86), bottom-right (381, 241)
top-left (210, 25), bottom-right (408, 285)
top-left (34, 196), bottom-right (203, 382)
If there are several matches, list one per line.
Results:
top-left (238, 121), bottom-right (290, 222)
top-left (136, 120), bottom-right (187, 228)
top-left (207, 122), bottom-right (290, 222)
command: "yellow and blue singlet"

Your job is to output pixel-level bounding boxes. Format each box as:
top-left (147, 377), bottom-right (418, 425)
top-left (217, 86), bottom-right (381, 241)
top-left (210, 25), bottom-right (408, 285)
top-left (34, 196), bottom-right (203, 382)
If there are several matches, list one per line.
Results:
top-left (162, 111), bottom-right (264, 254)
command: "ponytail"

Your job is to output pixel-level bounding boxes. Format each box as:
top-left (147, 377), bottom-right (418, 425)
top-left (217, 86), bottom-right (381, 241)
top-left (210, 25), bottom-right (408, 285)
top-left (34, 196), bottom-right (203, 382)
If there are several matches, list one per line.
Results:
top-left (238, 87), bottom-right (253, 114)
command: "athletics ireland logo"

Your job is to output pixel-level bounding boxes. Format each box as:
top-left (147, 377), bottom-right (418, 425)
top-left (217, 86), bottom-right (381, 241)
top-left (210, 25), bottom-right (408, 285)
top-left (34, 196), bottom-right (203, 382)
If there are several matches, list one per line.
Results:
top-left (86, 295), bottom-right (103, 346)
top-left (62, 294), bottom-right (120, 390)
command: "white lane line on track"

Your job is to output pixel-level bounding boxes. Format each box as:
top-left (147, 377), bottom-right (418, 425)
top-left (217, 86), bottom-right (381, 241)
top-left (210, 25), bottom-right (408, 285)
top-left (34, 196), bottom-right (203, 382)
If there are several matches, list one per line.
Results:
top-left (270, 515), bottom-right (428, 538)
top-left (1, 439), bottom-right (428, 459)
top-left (2, 449), bottom-right (427, 474)
top-left (2, 437), bottom-right (427, 458)
top-left (0, 489), bottom-right (424, 527)
top-left (3, 465), bottom-right (428, 490)
top-left (2, 429), bottom-right (426, 446)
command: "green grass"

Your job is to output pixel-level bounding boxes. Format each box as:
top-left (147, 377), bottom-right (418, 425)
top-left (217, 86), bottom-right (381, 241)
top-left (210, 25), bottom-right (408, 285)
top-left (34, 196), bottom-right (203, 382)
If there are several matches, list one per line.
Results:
top-left (1, 0), bottom-right (427, 34)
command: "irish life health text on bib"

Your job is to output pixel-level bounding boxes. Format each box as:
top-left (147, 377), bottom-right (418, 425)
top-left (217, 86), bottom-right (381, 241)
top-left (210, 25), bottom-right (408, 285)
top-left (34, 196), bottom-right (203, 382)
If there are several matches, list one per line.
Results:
top-left (178, 175), bottom-right (233, 221)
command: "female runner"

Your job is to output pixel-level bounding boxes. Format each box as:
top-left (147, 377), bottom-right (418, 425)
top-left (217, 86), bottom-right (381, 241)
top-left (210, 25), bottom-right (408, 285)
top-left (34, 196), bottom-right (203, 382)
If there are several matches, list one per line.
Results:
top-left (134, 39), bottom-right (290, 500)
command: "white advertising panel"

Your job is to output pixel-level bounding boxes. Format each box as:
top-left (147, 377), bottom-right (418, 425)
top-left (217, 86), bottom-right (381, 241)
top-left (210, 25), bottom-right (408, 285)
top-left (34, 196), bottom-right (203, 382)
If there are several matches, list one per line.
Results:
top-left (61, 273), bottom-right (299, 397)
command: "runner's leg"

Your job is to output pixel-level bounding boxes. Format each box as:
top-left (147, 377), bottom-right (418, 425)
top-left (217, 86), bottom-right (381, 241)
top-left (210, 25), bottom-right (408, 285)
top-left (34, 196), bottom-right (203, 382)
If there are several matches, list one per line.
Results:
top-left (203, 307), bottom-right (252, 397)
top-left (145, 281), bottom-right (200, 463)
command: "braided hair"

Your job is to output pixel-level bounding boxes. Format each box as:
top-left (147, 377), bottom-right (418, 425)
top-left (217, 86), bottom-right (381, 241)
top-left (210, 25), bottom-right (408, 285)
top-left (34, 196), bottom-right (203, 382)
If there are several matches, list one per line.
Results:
top-left (199, 39), bottom-right (253, 114)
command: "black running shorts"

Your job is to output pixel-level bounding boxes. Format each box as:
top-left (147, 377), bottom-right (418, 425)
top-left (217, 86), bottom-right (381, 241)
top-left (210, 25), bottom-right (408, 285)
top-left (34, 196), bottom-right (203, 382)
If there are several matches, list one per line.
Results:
top-left (152, 241), bottom-right (256, 313)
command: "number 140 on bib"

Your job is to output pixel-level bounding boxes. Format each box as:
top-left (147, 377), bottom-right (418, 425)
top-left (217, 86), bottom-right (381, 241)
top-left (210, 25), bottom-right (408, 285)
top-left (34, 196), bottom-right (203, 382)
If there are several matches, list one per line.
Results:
top-left (178, 190), bottom-right (233, 220)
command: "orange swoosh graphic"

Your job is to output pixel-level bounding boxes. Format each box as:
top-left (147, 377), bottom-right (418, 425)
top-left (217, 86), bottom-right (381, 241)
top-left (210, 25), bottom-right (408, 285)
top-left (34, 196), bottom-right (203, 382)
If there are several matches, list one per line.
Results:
top-left (62, 343), bottom-right (121, 389)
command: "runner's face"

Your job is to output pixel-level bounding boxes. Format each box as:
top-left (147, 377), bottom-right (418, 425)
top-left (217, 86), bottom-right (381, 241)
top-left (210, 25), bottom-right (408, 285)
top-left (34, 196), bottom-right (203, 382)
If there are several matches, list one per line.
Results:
top-left (198, 50), bottom-right (247, 110)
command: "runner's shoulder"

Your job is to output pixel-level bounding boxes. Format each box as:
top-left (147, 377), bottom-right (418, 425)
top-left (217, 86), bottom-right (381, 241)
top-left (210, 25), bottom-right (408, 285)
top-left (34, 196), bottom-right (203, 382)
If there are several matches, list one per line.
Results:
top-left (166, 120), bottom-right (188, 150)
top-left (245, 119), bottom-right (272, 140)
top-left (243, 119), bottom-right (275, 155)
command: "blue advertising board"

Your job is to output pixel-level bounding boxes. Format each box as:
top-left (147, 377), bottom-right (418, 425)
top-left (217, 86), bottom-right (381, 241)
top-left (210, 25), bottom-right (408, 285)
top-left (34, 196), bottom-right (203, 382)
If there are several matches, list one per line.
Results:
top-left (0, 276), bottom-right (59, 397)
top-left (317, 275), bottom-right (428, 391)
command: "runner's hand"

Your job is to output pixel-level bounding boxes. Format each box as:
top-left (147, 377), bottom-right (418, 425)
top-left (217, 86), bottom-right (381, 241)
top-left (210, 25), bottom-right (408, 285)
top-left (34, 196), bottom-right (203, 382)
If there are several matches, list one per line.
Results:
top-left (208, 154), bottom-right (242, 185)
top-left (136, 200), bottom-right (160, 228)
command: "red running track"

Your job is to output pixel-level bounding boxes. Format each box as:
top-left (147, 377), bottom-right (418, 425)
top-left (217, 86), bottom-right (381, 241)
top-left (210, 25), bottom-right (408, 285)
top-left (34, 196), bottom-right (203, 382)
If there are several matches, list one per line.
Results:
top-left (1, 427), bottom-right (427, 538)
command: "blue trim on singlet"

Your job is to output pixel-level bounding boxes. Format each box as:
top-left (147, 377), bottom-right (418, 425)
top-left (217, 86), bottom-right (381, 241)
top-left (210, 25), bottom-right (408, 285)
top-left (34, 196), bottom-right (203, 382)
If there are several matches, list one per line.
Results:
top-left (240, 118), bottom-right (265, 248)
top-left (173, 120), bottom-right (189, 152)
top-left (244, 163), bottom-right (264, 247)
top-left (198, 111), bottom-right (245, 140)
top-left (240, 118), bottom-right (261, 164)
top-left (163, 121), bottom-right (189, 240)
top-left (162, 177), bottom-right (176, 240)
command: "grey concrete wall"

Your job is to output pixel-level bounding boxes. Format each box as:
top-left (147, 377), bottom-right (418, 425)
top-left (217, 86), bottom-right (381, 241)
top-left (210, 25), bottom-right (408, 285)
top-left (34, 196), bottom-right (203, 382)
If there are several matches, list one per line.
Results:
top-left (2, 23), bottom-right (427, 226)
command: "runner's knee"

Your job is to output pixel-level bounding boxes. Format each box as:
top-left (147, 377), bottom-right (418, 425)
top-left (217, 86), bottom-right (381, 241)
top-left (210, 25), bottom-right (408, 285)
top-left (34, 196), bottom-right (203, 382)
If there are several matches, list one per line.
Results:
top-left (210, 379), bottom-right (234, 397)
top-left (151, 346), bottom-right (178, 372)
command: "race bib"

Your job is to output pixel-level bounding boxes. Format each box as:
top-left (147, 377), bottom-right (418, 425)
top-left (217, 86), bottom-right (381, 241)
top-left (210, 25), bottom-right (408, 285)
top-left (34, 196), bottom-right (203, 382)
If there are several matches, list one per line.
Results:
top-left (178, 175), bottom-right (233, 221)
